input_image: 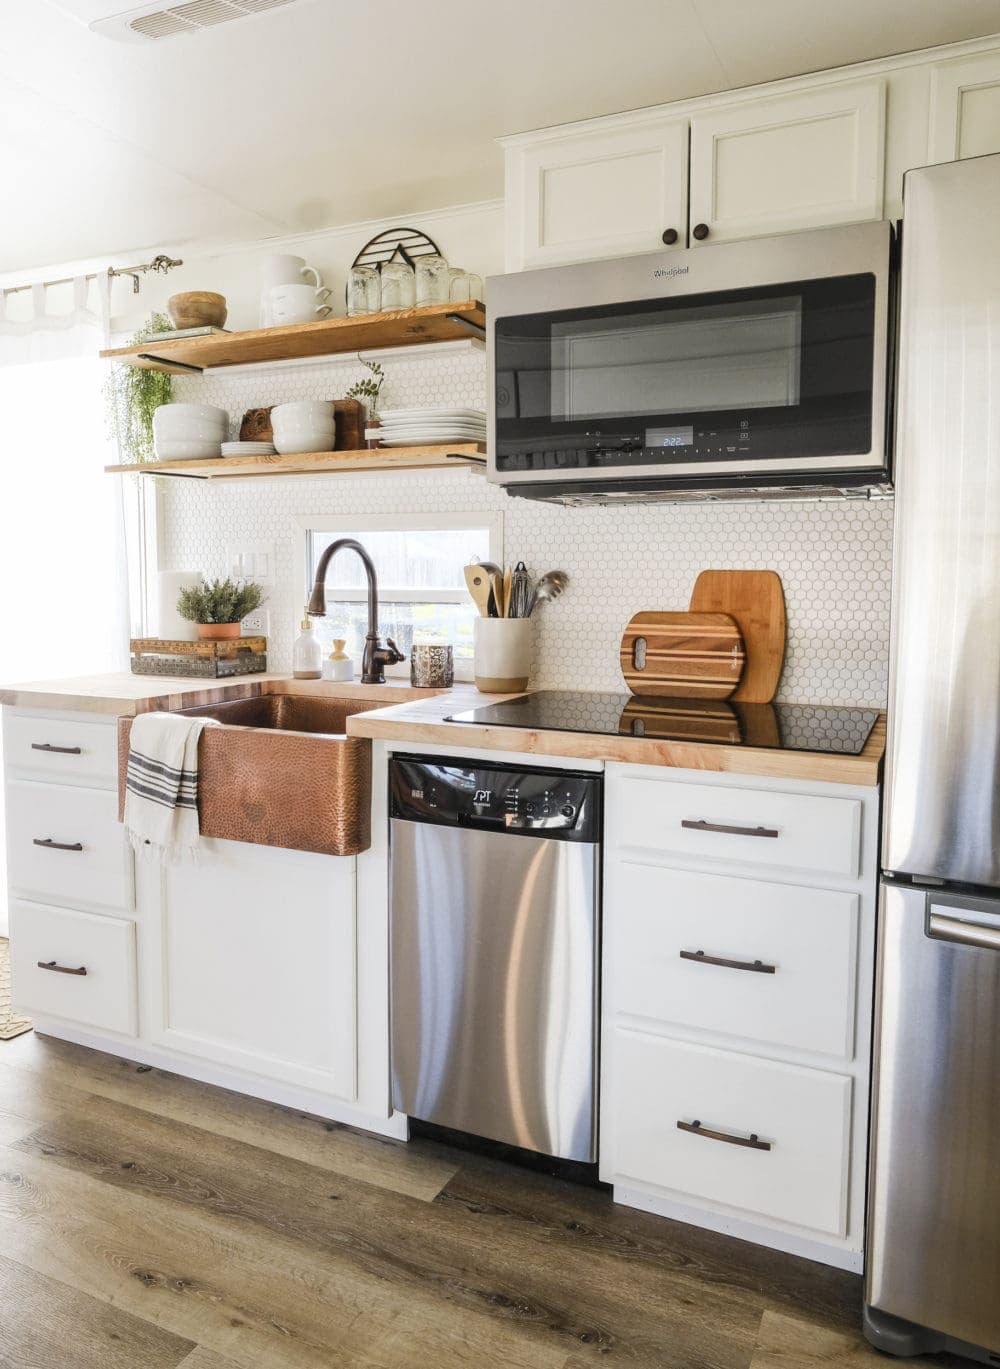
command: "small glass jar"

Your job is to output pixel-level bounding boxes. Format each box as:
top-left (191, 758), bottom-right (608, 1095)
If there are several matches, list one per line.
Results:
top-left (448, 268), bottom-right (483, 303)
top-left (410, 640), bottom-right (454, 689)
top-left (415, 253), bottom-right (450, 307)
top-left (379, 260), bottom-right (415, 311)
top-left (346, 265), bottom-right (380, 317)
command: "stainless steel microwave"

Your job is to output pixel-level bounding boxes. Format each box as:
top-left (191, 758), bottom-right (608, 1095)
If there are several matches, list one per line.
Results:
top-left (486, 221), bottom-right (893, 503)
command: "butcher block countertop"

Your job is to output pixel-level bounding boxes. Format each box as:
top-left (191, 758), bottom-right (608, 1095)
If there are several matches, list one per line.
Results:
top-left (0, 674), bottom-right (885, 786)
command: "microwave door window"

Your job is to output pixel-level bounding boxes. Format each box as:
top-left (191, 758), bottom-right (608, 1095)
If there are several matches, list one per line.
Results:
top-left (550, 297), bottom-right (803, 421)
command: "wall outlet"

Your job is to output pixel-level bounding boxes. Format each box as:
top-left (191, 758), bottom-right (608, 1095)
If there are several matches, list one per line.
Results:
top-left (242, 609), bottom-right (270, 636)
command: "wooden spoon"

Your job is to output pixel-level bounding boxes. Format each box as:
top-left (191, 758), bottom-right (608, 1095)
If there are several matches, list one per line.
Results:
top-left (490, 572), bottom-right (507, 618)
top-left (464, 564), bottom-right (493, 617)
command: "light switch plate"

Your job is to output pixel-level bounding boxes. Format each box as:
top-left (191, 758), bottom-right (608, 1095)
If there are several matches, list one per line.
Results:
top-left (226, 542), bottom-right (276, 586)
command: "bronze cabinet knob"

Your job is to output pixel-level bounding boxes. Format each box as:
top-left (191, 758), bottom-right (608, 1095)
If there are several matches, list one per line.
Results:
top-left (661, 228), bottom-right (679, 245)
top-left (692, 222), bottom-right (710, 241)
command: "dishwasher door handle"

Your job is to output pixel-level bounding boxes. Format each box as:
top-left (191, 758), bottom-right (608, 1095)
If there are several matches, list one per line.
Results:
top-left (927, 911), bottom-right (1000, 951)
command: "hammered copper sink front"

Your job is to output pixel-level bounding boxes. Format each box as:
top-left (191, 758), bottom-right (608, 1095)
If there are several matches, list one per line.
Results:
top-left (117, 695), bottom-right (375, 857)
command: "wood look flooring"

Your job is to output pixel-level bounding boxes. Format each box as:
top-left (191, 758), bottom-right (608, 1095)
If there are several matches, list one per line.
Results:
top-left (0, 1033), bottom-right (964, 1369)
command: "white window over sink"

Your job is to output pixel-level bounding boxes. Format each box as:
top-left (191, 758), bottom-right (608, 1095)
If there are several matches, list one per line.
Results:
top-left (299, 512), bottom-right (502, 680)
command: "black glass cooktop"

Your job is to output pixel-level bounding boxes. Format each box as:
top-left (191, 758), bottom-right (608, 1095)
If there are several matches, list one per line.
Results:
top-left (446, 691), bottom-right (879, 755)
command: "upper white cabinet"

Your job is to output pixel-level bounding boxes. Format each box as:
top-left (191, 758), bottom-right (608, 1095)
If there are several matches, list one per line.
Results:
top-left (930, 51), bottom-right (1000, 163)
top-left (503, 114), bottom-right (689, 271)
top-left (503, 77), bottom-right (886, 269)
top-left (688, 80), bottom-right (885, 245)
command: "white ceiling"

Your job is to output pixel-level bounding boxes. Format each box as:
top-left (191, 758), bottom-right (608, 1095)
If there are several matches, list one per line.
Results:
top-left (4, 0), bottom-right (1000, 275)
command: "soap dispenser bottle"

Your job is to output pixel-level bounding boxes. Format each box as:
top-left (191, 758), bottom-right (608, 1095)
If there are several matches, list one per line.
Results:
top-left (323, 639), bottom-right (353, 682)
top-left (292, 612), bottom-right (322, 679)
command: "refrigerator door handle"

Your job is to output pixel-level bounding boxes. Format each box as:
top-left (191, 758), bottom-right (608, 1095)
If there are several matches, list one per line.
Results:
top-left (927, 909), bottom-right (1000, 952)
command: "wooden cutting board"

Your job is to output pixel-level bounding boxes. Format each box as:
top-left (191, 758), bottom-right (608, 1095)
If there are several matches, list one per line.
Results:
top-left (689, 570), bottom-right (786, 703)
top-left (620, 611), bottom-right (746, 699)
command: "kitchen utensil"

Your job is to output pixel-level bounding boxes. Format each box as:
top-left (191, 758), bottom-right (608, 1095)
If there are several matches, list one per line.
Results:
top-left (490, 572), bottom-right (507, 618)
top-left (528, 570), bottom-right (568, 613)
top-left (509, 562), bottom-right (532, 619)
top-left (474, 618), bottom-right (532, 692)
top-left (619, 611), bottom-right (746, 699)
top-left (268, 283), bottom-right (333, 325)
top-left (688, 570), bottom-right (786, 703)
top-left (464, 564), bottom-right (493, 617)
top-left (503, 568), bottom-right (513, 618)
top-left (167, 291), bottom-right (227, 329)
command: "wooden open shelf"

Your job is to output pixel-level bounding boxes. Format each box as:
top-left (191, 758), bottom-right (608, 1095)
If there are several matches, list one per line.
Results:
top-left (105, 443), bottom-right (487, 481)
top-left (99, 301), bottom-right (486, 374)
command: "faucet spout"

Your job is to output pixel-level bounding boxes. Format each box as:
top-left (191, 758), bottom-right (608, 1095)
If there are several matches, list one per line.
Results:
top-left (307, 537), bottom-right (405, 684)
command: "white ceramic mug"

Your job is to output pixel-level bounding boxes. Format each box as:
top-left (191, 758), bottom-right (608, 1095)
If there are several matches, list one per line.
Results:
top-left (474, 618), bottom-right (532, 693)
top-left (268, 283), bottom-right (332, 325)
top-left (260, 255), bottom-right (324, 325)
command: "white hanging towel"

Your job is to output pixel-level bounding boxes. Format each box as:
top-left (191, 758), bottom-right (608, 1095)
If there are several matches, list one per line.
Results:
top-left (124, 712), bottom-right (220, 860)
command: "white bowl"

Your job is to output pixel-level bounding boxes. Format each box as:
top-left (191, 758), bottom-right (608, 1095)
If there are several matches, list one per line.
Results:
top-left (272, 400), bottom-right (334, 423)
top-left (271, 421), bottom-right (336, 439)
top-left (154, 420), bottom-right (229, 444)
top-left (154, 438), bottom-right (222, 460)
top-left (273, 432), bottom-right (336, 455)
top-left (153, 403), bottom-right (227, 427)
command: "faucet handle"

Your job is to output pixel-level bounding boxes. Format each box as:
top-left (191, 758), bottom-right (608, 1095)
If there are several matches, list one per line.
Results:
top-left (385, 636), bottom-right (406, 663)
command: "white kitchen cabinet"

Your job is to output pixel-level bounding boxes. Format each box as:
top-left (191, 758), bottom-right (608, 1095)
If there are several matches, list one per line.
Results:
top-left (144, 836), bottom-right (358, 1102)
top-left (503, 114), bottom-right (689, 271)
top-left (929, 51), bottom-right (1000, 163)
top-left (688, 80), bottom-right (885, 244)
top-left (601, 762), bottom-right (879, 1272)
top-left (6, 778), bottom-right (133, 913)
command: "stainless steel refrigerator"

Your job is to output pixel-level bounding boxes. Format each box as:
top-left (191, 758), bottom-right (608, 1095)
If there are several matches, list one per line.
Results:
top-left (865, 153), bottom-right (1000, 1362)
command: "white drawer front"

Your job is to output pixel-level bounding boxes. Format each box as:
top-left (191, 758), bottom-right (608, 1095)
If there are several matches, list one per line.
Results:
top-left (9, 900), bottom-right (137, 1035)
top-left (616, 776), bottom-right (861, 877)
top-left (610, 864), bottom-right (859, 1058)
top-left (6, 780), bottom-right (132, 911)
top-left (3, 712), bottom-right (117, 788)
top-left (613, 1031), bottom-right (851, 1235)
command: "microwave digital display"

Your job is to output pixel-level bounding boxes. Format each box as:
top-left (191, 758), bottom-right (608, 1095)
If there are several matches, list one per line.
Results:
top-left (646, 425), bottom-right (694, 448)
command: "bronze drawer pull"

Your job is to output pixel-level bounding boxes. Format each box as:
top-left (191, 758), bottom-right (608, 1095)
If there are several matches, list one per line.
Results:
top-left (681, 819), bottom-right (779, 839)
top-left (32, 838), bottom-right (84, 852)
top-left (680, 949), bottom-right (777, 974)
top-left (677, 1119), bottom-right (772, 1151)
top-left (37, 960), bottom-right (87, 976)
top-left (31, 742), bottom-right (82, 755)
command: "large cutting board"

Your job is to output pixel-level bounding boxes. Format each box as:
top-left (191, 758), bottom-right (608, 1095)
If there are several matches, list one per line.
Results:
top-left (620, 612), bottom-right (746, 699)
top-left (689, 570), bottom-right (786, 703)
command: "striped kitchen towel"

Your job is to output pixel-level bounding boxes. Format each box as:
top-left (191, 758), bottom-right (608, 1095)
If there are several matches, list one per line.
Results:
top-left (124, 712), bottom-right (220, 861)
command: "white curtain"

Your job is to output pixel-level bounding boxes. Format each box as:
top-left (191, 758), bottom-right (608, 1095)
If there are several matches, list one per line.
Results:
top-left (0, 275), bottom-right (130, 931)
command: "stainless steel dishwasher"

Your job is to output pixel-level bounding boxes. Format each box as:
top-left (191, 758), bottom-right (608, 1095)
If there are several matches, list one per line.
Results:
top-left (389, 754), bottom-right (601, 1162)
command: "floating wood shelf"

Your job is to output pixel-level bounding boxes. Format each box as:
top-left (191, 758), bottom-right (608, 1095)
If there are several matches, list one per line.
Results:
top-left (105, 443), bottom-right (487, 481)
top-left (99, 301), bottom-right (486, 374)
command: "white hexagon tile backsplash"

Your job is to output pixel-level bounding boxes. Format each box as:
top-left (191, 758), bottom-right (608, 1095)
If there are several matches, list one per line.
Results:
top-left (162, 347), bottom-right (894, 707)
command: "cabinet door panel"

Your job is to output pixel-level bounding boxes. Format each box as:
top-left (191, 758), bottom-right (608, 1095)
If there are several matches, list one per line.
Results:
top-left (507, 117), bottom-right (688, 270)
top-left (6, 779), bottom-right (132, 912)
top-left (613, 1029), bottom-right (852, 1235)
top-left (609, 863), bottom-right (859, 1058)
top-left (151, 838), bottom-right (357, 1101)
top-left (689, 80), bottom-right (885, 243)
top-left (930, 53), bottom-right (1000, 162)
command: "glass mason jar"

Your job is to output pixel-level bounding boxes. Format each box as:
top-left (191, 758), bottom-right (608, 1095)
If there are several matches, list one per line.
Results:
top-left (448, 268), bottom-right (484, 303)
top-left (346, 265), bottom-right (380, 317)
top-left (415, 253), bottom-right (450, 307)
top-left (379, 259), bottom-right (415, 311)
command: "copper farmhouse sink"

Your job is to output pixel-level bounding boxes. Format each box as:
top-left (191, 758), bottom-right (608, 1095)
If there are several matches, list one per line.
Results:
top-left (117, 694), bottom-right (375, 857)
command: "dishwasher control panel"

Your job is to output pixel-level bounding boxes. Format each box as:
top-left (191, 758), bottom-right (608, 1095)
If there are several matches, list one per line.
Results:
top-left (389, 756), bottom-right (601, 841)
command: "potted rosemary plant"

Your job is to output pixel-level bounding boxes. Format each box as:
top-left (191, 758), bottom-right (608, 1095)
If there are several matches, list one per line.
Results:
top-left (176, 577), bottom-right (265, 641)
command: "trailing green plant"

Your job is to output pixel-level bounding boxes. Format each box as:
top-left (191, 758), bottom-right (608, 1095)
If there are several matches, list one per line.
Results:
top-left (345, 358), bottom-right (385, 415)
top-left (176, 577), bottom-right (265, 625)
top-left (104, 312), bottom-right (175, 464)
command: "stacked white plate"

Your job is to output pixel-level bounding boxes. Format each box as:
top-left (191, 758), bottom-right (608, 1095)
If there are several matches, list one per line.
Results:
top-left (370, 407), bottom-right (486, 447)
top-left (221, 441), bottom-right (276, 458)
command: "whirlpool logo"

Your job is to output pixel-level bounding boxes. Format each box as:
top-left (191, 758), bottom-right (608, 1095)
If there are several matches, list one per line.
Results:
top-left (653, 265), bottom-right (690, 279)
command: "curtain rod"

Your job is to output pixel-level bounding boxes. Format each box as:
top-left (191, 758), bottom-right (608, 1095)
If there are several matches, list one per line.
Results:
top-left (2, 253), bottom-right (184, 299)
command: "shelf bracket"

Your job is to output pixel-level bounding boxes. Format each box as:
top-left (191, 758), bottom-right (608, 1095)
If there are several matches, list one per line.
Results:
top-left (444, 312), bottom-right (486, 340)
top-left (446, 452), bottom-right (487, 465)
top-left (136, 352), bottom-right (205, 374)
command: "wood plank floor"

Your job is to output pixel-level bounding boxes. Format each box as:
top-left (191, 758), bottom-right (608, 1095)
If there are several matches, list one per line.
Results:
top-left (0, 1032), bottom-right (965, 1369)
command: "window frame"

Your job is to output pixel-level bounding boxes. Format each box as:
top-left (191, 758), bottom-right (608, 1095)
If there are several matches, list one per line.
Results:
top-left (296, 510), bottom-right (504, 680)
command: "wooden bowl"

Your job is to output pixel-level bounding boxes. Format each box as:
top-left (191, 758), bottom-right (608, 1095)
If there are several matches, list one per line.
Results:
top-left (167, 291), bottom-right (228, 329)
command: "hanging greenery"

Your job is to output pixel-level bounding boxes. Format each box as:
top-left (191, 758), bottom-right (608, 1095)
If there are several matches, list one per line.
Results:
top-left (104, 312), bottom-right (174, 464)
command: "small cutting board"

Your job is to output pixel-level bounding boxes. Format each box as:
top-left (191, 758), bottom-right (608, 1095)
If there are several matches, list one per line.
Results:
top-left (689, 570), bottom-right (786, 703)
top-left (620, 611), bottom-right (746, 699)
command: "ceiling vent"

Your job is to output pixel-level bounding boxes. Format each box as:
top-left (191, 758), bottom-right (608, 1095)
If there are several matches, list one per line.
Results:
top-left (90, 0), bottom-right (299, 42)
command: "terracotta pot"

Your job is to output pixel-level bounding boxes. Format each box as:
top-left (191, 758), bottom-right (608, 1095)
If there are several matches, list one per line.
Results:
top-left (197, 621), bottom-right (242, 641)
top-left (168, 291), bottom-right (228, 329)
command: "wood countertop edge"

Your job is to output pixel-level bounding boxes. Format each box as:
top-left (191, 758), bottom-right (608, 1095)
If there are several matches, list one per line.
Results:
top-left (347, 710), bottom-right (887, 787)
